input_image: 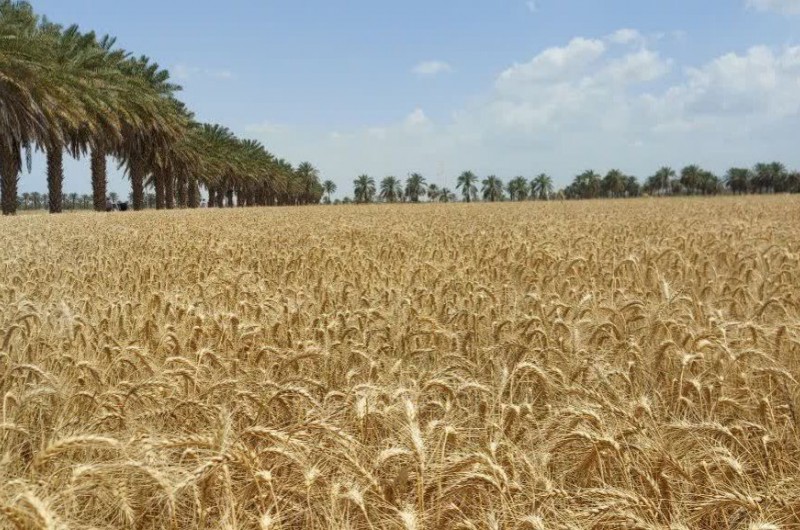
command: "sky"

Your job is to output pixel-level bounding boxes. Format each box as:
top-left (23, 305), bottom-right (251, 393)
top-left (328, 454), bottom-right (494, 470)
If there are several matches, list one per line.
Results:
top-left (21, 0), bottom-right (800, 197)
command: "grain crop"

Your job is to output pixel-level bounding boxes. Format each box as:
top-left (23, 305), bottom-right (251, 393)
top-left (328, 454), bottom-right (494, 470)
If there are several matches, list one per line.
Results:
top-left (1, 197), bottom-right (799, 529)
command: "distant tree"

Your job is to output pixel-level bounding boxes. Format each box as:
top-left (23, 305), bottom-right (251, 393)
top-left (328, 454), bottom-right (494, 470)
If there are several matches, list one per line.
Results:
top-left (506, 176), bottom-right (528, 201)
top-left (21, 192), bottom-right (30, 209)
top-left (531, 173), bottom-right (553, 200)
top-left (643, 175), bottom-right (659, 195)
top-left (353, 174), bottom-right (376, 203)
top-left (602, 169), bottom-right (627, 198)
top-left (456, 171), bottom-right (478, 202)
top-left (426, 183), bottom-right (440, 202)
top-left (567, 170), bottom-right (602, 199)
top-left (439, 187), bottom-right (456, 202)
top-left (405, 173), bottom-right (427, 202)
top-left (341, 196), bottom-right (352, 204)
top-left (625, 175), bottom-right (641, 197)
top-left (680, 165), bottom-right (703, 195)
top-left (482, 175), bottom-right (504, 202)
top-left (651, 167), bottom-right (676, 196)
top-left (380, 176), bottom-right (403, 203)
top-left (322, 180), bottom-right (337, 203)
top-left (753, 161), bottom-right (787, 193)
top-left (699, 171), bottom-right (721, 195)
top-left (787, 171), bottom-right (800, 193)
top-left (295, 161), bottom-right (323, 204)
top-left (725, 168), bottom-right (751, 194)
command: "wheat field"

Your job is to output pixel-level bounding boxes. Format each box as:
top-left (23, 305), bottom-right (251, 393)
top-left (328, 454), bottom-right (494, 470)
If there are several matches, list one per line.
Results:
top-left (1, 197), bottom-right (799, 530)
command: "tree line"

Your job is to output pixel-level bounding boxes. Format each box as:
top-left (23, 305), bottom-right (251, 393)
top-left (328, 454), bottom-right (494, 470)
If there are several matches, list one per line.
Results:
top-left (0, 1), bottom-right (323, 216)
top-left (337, 163), bottom-right (800, 203)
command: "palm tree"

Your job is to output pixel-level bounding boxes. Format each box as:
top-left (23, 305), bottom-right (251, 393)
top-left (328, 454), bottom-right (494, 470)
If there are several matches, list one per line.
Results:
top-left (426, 183), bottom-right (440, 202)
top-left (322, 180), bottom-right (336, 203)
top-left (405, 172), bottom-right (427, 203)
top-left (679, 165), bottom-right (703, 195)
top-left (567, 170), bottom-right (601, 199)
top-left (698, 171), bottom-right (721, 195)
top-left (353, 174), bottom-right (376, 203)
top-left (602, 169), bottom-right (627, 198)
top-left (531, 173), bottom-right (553, 200)
top-left (380, 176), bottom-right (403, 203)
top-left (786, 171), bottom-right (800, 193)
top-left (753, 161), bottom-right (787, 193)
top-left (725, 168), bottom-right (751, 194)
top-left (625, 175), bottom-right (641, 197)
top-left (439, 188), bottom-right (456, 202)
top-left (118, 55), bottom-right (185, 211)
top-left (506, 176), bottom-right (528, 201)
top-left (650, 167), bottom-right (675, 196)
top-left (295, 161), bottom-right (322, 204)
top-left (482, 175), bottom-right (504, 202)
top-left (0, 1), bottom-right (45, 214)
top-left (456, 171), bottom-right (478, 202)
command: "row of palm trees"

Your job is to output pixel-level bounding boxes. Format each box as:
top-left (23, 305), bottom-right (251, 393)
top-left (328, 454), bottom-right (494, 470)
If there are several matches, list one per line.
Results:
top-left (348, 172), bottom-right (555, 204)
top-left (0, 1), bottom-right (322, 215)
top-left (16, 191), bottom-right (200, 211)
top-left (343, 163), bottom-right (800, 203)
top-left (17, 191), bottom-right (105, 210)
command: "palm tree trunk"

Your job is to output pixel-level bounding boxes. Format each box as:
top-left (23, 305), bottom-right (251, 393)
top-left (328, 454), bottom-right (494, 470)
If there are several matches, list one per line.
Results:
top-left (188, 177), bottom-right (199, 208)
top-left (47, 147), bottom-right (64, 214)
top-left (91, 148), bottom-right (107, 211)
top-left (165, 171), bottom-right (175, 209)
top-left (208, 186), bottom-right (216, 208)
top-left (130, 156), bottom-right (145, 211)
top-left (177, 173), bottom-right (187, 208)
top-left (225, 189), bottom-right (234, 207)
top-left (154, 169), bottom-right (165, 209)
top-left (0, 142), bottom-right (20, 215)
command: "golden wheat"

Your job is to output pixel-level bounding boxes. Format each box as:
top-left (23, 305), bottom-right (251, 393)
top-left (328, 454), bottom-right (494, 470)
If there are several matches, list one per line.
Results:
top-left (1, 196), bottom-right (799, 529)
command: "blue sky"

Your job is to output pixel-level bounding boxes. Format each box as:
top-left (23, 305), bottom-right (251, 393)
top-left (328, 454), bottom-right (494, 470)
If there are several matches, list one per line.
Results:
top-left (23, 0), bottom-right (800, 197)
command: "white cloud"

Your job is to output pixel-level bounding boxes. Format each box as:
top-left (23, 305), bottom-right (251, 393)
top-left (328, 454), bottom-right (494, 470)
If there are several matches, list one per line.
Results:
top-left (244, 30), bottom-right (800, 195)
top-left (412, 60), bottom-right (453, 76)
top-left (607, 28), bottom-right (643, 45)
top-left (602, 49), bottom-right (672, 83)
top-left (496, 37), bottom-right (606, 91)
top-left (206, 69), bottom-right (234, 80)
top-left (172, 63), bottom-right (235, 81)
top-left (244, 122), bottom-right (287, 135)
top-left (366, 127), bottom-right (388, 140)
top-left (747, 0), bottom-right (800, 14)
top-left (404, 108), bottom-right (431, 128)
top-left (172, 63), bottom-right (198, 81)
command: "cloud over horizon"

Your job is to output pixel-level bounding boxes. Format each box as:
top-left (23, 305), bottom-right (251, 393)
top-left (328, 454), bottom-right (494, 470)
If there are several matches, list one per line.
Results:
top-left (746, 0), bottom-right (800, 14)
top-left (244, 29), bottom-right (800, 195)
top-left (412, 60), bottom-right (453, 76)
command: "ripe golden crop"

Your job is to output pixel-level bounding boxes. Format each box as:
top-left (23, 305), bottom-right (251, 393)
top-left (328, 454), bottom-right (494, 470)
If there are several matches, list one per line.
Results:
top-left (1, 197), bottom-right (799, 529)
